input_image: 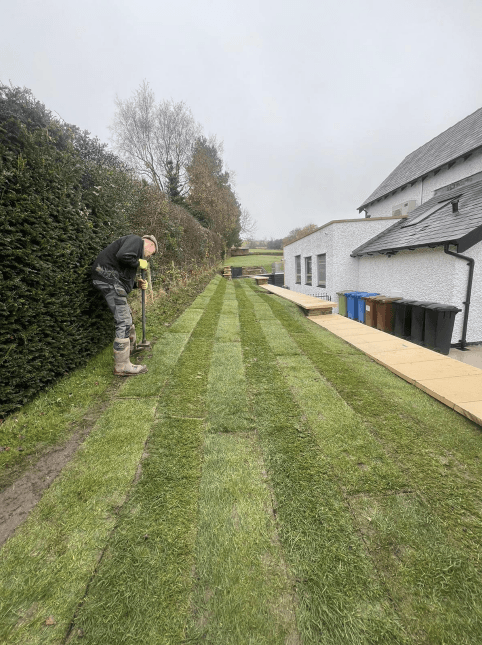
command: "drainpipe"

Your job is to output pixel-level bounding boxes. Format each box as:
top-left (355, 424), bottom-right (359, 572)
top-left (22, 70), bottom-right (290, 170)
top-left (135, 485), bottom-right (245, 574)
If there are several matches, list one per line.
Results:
top-left (443, 244), bottom-right (475, 350)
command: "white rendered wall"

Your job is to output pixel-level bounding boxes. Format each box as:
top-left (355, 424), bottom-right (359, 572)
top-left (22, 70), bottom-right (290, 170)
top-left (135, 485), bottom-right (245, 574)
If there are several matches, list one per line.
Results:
top-left (358, 243), bottom-right (482, 344)
top-left (283, 218), bottom-right (401, 306)
top-left (364, 149), bottom-right (482, 219)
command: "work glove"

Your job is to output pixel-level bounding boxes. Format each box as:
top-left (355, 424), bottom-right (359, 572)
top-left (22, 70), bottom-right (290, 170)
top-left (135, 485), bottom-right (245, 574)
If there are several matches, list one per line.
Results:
top-left (138, 279), bottom-right (148, 290)
top-left (138, 259), bottom-right (148, 270)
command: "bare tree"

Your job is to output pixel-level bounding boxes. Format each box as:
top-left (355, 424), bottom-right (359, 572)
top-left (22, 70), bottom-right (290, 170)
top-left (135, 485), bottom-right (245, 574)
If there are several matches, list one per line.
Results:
top-left (239, 208), bottom-right (257, 240)
top-left (110, 81), bottom-right (201, 194)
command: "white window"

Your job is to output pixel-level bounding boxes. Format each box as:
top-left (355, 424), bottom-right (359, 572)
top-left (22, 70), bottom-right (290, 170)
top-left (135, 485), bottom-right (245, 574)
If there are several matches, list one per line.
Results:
top-left (305, 257), bottom-right (312, 285)
top-left (317, 254), bottom-right (326, 287)
top-left (295, 256), bottom-right (301, 283)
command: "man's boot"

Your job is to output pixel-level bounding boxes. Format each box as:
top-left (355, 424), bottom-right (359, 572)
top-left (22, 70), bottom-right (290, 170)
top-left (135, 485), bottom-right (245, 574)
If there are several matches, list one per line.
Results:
top-left (129, 324), bottom-right (137, 354)
top-left (113, 338), bottom-right (148, 376)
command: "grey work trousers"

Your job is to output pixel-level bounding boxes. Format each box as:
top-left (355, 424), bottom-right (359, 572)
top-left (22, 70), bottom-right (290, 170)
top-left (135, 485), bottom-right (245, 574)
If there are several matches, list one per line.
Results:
top-left (93, 280), bottom-right (133, 339)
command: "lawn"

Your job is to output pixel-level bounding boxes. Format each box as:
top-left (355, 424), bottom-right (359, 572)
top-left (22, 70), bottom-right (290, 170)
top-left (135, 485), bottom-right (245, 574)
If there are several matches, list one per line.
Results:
top-left (227, 253), bottom-right (283, 273)
top-left (1, 276), bottom-right (482, 644)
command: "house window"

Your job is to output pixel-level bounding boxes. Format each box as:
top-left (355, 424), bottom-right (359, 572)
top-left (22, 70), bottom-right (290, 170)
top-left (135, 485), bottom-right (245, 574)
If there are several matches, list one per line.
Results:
top-left (317, 254), bottom-right (326, 287)
top-left (305, 257), bottom-right (312, 285)
top-left (295, 256), bottom-right (301, 283)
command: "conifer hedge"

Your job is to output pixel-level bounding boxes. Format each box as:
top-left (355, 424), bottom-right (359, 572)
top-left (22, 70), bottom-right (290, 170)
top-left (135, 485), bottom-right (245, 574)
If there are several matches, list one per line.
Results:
top-left (0, 88), bottom-right (130, 418)
top-left (0, 85), bottom-right (225, 418)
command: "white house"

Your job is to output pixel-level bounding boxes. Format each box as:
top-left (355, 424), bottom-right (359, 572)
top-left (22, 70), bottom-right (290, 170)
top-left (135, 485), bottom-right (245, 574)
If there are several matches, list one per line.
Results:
top-left (284, 107), bottom-right (482, 347)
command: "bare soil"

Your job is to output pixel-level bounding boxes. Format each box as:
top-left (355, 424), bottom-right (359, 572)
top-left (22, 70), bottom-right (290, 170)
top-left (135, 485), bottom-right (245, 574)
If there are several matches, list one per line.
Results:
top-left (0, 381), bottom-right (123, 547)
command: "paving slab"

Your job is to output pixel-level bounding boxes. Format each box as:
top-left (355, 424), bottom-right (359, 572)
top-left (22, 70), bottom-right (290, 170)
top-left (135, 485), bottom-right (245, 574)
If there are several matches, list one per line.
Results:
top-left (369, 347), bottom-right (448, 365)
top-left (417, 375), bottom-right (482, 406)
top-left (398, 359), bottom-right (481, 382)
top-left (454, 401), bottom-right (482, 426)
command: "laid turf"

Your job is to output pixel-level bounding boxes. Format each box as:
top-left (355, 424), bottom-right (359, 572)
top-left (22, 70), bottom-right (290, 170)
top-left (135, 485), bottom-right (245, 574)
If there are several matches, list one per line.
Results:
top-left (2, 275), bottom-right (482, 645)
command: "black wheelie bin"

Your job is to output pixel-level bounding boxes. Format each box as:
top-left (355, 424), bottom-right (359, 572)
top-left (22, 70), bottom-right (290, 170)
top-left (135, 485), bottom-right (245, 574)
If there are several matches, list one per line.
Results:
top-left (409, 301), bottom-right (432, 345)
top-left (423, 303), bottom-right (462, 354)
top-left (392, 299), bottom-right (417, 339)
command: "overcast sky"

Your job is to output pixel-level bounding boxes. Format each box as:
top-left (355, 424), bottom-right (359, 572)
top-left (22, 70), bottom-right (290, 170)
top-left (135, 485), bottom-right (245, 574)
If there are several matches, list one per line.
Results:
top-left (2, 0), bottom-right (482, 239)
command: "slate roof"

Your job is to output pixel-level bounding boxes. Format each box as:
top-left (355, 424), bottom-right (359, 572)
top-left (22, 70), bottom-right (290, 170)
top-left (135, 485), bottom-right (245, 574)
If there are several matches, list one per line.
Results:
top-left (351, 179), bottom-right (482, 257)
top-left (358, 108), bottom-right (482, 210)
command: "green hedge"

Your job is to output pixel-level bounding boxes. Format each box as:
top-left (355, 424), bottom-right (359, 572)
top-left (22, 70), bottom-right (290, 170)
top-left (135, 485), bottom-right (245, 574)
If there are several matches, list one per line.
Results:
top-left (0, 116), bottom-right (129, 418)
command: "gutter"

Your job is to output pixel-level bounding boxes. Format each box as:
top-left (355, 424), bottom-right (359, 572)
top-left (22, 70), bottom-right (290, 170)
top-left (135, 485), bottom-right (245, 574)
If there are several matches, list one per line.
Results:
top-left (443, 244), bottom-right (475, 350)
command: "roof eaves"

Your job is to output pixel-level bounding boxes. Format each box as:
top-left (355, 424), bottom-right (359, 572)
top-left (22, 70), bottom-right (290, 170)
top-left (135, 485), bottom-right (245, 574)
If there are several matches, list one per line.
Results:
top-left (457, 223), bottom-right (482, 253)
top-left (352, 240), bottom-right (452, 257)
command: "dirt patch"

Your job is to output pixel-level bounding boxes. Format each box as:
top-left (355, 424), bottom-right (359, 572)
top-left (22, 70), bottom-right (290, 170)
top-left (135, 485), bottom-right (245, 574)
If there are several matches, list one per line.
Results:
top-left (0, 383), bottom-right (123, 548)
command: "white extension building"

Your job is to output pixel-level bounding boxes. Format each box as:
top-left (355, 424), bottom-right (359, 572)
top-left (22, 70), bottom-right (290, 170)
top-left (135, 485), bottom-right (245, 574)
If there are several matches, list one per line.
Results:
top-left (283, 108), bottom-right (482, 346)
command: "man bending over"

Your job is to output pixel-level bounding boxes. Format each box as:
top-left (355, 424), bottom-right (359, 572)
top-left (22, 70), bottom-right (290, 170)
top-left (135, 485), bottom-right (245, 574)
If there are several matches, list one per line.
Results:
top-left (92, 234), bottom-right (158, 376)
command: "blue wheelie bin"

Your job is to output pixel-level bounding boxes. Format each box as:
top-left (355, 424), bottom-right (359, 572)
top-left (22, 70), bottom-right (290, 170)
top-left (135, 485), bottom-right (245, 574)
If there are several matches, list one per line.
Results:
top-left (357, 293), bottom-right (378, 323)
top-left (346, 292), bottom-right (360, 320)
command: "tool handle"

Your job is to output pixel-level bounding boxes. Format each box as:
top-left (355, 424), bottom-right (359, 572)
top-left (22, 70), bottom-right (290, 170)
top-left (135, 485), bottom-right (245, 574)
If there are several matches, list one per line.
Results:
top-left (141, 268), bottom-right (147, 343)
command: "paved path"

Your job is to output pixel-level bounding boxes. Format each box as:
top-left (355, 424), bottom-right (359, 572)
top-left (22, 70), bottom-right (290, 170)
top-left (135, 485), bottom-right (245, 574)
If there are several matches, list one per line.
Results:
top-left (309, 315), bottom-right (482, 427)
top-left (258, 283), bottom-right (482, 427)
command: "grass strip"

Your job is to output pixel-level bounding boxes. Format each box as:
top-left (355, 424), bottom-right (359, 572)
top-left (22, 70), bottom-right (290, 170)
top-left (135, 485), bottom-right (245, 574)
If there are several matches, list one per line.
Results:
top-left (157, 278), bottom-right (227, 419)
top-left (0, 399), bottom-right (156, 645)
top-left (71, 417), bottom-right (205, 645)
top-left (206, 282), bottom-right (250, 433)
top-left (187, 433), bottom-right (298, 644)
top-left (252, 282), bottom-right (482, 565)
top-left (234, 281), bottom-right (408, 645)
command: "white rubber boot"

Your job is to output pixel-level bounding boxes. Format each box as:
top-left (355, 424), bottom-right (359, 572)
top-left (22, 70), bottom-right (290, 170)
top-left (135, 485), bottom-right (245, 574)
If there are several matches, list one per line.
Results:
top-left (129, 325), bottom-right (137, 355)
top-left (113, 338), bottom-right (148, 376)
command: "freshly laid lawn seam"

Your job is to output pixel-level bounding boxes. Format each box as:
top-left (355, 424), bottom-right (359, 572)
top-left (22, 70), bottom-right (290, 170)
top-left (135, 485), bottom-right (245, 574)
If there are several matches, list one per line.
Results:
top-left (252, 282), bottom-right (482, 566)
top-left (207, 283), bottom-right (250, 434)
top-left (157, 280), bottom-right (227, 420)
top-left (187, 433), bottom-right (298, 644)
top-left (235, 281), bottom-right (408, 645)
top-left (0, 399), bottom-right (156, 645)
top-left (68, 278), bottom-right (226, 643)
top-left (70, 417), bottom-right (205, 645)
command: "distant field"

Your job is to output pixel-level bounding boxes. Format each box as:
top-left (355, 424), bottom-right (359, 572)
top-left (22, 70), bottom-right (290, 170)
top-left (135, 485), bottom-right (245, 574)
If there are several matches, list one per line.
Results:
top-left (228, 253), bottom-right (283, 273)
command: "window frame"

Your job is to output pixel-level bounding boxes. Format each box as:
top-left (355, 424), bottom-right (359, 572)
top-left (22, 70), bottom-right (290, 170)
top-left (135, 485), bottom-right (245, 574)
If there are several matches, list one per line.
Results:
top-left (295, 255), bottom-right (301, 284)
top-left (317, 253), bottom-right (326, 287)
top-left (305, 256), bottom-right (312, 286)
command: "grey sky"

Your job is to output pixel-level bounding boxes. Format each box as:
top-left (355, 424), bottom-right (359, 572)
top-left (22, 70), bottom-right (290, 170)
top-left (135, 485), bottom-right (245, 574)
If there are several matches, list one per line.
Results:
top-left (3, 0), bottom-right (482, 239)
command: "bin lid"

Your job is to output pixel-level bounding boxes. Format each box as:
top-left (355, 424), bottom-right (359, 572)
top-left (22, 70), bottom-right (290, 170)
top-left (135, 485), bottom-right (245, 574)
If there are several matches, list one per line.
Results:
top-left (424, 302), bottom-right (462, 312)
top-left (336, 290), bottom-right (354, 295)
top-left (375, 296), bottom-right (403, 303)
top-left (410, 301), bottom-right (433, 307)
top-left (392, 298), bottom-right (418, 305)
top-left (361, 294), bottom-right (384, 301)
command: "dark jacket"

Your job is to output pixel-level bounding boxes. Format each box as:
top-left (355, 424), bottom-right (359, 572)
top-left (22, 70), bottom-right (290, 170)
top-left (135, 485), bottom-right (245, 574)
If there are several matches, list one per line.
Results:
top-left (91, 235), bottom-right (144, 293)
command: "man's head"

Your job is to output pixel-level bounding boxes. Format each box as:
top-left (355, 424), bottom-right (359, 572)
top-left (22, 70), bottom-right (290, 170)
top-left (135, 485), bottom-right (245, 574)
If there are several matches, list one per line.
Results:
top-left (142, 235), bottom-right (158, 258)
